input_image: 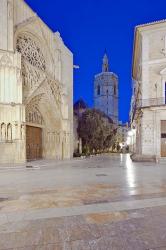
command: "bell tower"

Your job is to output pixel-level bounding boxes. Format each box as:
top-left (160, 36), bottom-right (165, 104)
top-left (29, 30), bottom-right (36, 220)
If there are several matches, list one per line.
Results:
top-left (94, 51), bottom-right (119, 125)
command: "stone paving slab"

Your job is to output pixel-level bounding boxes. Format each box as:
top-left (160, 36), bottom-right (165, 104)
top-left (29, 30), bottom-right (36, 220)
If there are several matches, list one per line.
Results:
top-left (1, 206), bottom-right (166, 249)
top-left (1, 197), bottom-right (166, 225)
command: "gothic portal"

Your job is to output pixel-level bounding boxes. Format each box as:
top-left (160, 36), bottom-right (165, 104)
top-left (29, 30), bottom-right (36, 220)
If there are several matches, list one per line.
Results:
top-left (0, 0), bottom-right (73, 163)
top-left (94, 52), bottom-right (119, 124)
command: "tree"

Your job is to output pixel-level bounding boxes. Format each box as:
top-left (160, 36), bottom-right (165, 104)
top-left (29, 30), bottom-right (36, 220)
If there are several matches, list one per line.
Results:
top-left (77, 109), bottom-right (116, 154)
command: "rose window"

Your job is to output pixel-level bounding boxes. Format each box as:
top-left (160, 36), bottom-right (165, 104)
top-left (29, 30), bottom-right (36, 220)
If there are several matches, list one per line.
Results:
top-left (16, 35), bottom-right (46, 71)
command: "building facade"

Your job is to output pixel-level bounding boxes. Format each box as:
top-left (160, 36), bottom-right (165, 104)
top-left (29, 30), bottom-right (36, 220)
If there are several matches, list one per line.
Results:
top-left (130, 20), bottom-right (166, 160)
top-left (0, 0), bottom-right (73, 163)
top-left (94, 53), bottom-right (119, 124)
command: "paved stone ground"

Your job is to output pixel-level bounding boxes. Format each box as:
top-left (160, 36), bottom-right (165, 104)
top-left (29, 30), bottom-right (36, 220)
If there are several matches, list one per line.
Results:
top-left (1, 154), bottom-right (166, 249)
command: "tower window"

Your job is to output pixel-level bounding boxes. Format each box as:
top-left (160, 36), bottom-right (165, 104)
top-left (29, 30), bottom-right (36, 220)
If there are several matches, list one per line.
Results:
top-left (106, 89), bottom-right (109, 96)
top-left (114, 85), bottom-right (116, 95)
top-left (97, 85), bottom-right (100, 95)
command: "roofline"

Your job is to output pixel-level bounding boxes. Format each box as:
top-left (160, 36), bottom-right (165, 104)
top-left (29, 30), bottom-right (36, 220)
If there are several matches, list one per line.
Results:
top-left (132, 19), bottom-right (166, 79)
top-left (95, 72), bottom-right (118, 79)
top-left (23, 0), bottom-right (72, 53)
top-left (135, 19), bottom-right (166, 29)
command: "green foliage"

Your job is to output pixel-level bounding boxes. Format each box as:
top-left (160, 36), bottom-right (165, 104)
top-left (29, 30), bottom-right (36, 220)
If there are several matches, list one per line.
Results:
top-left (77, 109), bottom-right (116, 154)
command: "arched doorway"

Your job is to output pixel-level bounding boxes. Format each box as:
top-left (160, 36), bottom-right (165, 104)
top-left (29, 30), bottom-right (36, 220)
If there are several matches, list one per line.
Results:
top-left (16, 32), bottom-right (64, 161)
top-left (16, 33), bottom-right (46, 161)
top-left (25, 103), bottom-right (44, 161)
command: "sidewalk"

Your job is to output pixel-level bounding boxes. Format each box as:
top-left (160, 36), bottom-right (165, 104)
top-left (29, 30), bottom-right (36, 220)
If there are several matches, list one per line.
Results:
top-left (0, 157), bottom-right (86, 170)
top-left (0, 153), bottom-right (125, 170)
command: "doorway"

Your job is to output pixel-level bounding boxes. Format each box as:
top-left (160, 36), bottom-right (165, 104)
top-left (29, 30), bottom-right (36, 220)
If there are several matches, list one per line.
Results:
top-left (26, 126), bottom-right (42, 161)
top-left (161, 121), bottom-right (166, 157)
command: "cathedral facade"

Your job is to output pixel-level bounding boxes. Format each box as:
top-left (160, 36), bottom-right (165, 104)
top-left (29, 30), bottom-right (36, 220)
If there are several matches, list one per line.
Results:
top-left (94, 53), bottom-right (119, 124)
top-left (0, 0), bottom-right (73, 163)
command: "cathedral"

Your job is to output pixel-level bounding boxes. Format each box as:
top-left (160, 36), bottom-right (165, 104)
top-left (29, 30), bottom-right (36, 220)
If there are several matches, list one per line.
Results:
top-left (0, 0), bottom-right (73, 163)
top-left (94, 52), bottom-right (119, 124)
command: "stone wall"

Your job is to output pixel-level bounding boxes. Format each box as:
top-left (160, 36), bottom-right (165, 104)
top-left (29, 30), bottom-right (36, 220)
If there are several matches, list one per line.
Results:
top-left (0, 0), bottom-right (73, 163)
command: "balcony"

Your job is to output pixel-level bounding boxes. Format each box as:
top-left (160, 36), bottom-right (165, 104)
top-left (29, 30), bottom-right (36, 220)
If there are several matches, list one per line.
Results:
top-left (136, 97), bottom-right (166, 109)
top-left (130, 97), bottom-right (166, 123)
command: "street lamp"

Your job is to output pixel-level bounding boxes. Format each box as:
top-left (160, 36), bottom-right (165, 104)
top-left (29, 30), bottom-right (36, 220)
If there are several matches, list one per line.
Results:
top-left (73, 65), bottom-right (80, 69)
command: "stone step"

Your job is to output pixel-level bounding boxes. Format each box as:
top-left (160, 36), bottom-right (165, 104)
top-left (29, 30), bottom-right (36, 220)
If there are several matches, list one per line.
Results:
top-left (131, 153), bottom-right (156, 162)
top-left (159, 157), bottom-right (166, 164)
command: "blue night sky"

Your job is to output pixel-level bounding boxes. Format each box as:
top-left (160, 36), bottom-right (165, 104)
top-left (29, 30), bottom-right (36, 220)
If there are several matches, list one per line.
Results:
top-left (25, 0), bottom-right (166, 122)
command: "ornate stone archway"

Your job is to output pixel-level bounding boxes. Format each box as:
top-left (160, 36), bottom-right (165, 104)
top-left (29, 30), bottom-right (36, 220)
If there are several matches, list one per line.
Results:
top-left (16, 32), bottom-right (63, 160)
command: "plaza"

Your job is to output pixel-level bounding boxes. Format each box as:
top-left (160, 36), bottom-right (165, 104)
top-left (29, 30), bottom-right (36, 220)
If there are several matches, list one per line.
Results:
top-left (0, 154), bottom-right (166, 249)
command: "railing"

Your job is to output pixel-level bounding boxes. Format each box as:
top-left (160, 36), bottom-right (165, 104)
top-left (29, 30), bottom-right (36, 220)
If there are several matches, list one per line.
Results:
top-left (136, 97), bottom-right (166, 108)
top-left (130, 97), bottom-right (166, 122)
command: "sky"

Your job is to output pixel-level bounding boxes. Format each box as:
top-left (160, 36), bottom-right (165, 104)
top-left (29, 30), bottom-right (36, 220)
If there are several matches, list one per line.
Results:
top-left (25, 0), bottom-right (166, 122)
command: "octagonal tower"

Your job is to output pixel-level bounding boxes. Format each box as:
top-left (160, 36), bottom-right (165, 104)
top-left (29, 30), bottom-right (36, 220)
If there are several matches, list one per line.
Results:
top-left (94, 52), bottom-right (119, 125)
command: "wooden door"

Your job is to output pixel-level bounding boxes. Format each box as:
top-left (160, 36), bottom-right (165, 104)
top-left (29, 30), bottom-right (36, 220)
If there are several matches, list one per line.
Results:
top-left (26, 126), bottom-right (42, 161)
top-left (161, 121), bottom-right (166, 157)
